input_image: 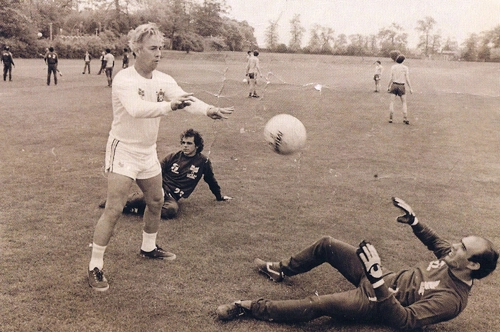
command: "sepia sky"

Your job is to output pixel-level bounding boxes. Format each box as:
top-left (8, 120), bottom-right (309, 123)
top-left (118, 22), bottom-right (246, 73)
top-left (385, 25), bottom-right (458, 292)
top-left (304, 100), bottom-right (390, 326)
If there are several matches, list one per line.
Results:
top-left (224, 0), bottom-right (500, 49)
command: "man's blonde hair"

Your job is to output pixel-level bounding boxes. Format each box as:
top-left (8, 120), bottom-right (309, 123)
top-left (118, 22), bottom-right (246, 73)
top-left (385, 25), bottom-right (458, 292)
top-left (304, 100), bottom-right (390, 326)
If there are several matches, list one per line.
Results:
top-left (127, 23), bottom-right (165, 54)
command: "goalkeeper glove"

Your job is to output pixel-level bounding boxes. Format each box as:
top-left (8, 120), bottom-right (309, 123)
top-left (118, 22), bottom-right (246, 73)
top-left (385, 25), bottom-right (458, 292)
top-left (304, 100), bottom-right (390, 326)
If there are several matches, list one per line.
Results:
top-left (356, 240), bottom-right (384, 288)
top-left (392, 197), bottom-right (418, 226)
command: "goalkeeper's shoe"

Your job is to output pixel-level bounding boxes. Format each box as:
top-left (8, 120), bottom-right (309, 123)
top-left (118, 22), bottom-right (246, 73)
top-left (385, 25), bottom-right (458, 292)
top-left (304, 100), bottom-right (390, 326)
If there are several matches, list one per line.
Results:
top-left (140, 245), bottom-right (176, 260)
top-left (216, 300), bottom-right (249, 321)
top-left (88, 267), bottom-right (109, 292)
top-left (254, 258), bottom-right (284, 282)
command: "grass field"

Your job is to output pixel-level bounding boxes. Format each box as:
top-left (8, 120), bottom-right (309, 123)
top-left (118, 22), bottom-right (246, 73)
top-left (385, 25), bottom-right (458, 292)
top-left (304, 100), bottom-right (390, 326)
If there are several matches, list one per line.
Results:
top-left (1, 52), bottom-right (499, 332)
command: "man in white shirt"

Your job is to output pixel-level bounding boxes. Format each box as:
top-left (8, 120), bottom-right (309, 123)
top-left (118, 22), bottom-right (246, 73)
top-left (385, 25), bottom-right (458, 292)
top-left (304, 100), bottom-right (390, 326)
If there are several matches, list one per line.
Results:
top-left (103, 48), bottom-right (115, 87)
top-left (88, 23), bottom-right (234, 292)
top-left (387, 55), bottom-right (413, 124)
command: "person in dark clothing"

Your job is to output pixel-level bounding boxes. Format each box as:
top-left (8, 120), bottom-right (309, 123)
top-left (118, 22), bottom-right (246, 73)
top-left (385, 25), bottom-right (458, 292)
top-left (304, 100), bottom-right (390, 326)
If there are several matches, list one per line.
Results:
top-left (44, 47), bottom-right (58, 85)
top-left (1, 46), bottom-right (15, 81)
top-left (99, 128), bottom-right (231, 219)
top-left (217, 197), bottom-right (498, 330)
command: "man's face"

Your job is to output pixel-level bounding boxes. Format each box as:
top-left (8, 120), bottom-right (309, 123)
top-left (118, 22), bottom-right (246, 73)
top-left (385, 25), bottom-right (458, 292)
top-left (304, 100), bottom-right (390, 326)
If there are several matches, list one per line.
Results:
top-left (443, 236), bottom-right (487, 271)
top-left (135, 35), bottom-right (163, 72)
top-left (181, 136), bottom-right (197, 157)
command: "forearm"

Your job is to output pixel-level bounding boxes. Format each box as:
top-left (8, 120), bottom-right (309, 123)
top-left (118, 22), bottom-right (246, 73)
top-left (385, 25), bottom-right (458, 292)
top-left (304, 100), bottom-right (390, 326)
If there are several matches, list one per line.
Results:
top-left (120, 98), bottom-right (172, 118)
top-left (411, 221), bottom-right (450, 257)
top-left (181, 96), bottom-right (210, 116)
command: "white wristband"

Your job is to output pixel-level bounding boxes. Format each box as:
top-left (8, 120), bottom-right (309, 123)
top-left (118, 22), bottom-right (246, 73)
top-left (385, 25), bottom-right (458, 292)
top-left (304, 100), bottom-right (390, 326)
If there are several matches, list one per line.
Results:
top-left (372, 279), bottom-right (385, 288)
top-left (411, 217), bottom-right (419, 226)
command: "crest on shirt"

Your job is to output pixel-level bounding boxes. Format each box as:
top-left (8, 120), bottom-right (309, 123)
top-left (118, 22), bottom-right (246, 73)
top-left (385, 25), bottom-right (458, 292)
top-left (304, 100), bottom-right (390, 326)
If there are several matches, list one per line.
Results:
top-left (171, 163), bottom-right (179, 174)
top-left (157, 89), bottom-right (165, 102)
top-left (138, 88), bottom-right (145, 99)
top-left (187, 165), bottom-right (199, 179)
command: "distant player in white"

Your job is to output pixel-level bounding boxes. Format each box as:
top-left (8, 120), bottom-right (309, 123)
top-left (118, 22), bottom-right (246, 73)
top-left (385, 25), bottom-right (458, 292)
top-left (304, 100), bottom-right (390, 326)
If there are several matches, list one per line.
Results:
top-left (373, 60), bottom-right (383, 92)
top-left (387, 54), bottom-right (413, 124)
top-left (87, 23), bottom-right (234, 291)
top-left (103, 48), bottom-right (115, 87)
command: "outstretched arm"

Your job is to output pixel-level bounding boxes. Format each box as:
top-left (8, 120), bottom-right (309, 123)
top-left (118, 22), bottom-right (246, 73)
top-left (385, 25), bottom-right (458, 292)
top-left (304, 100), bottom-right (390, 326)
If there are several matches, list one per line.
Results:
top-left (392, 197), bottom-right (450, 259)
top-left (203, 159), bottom-right (231, 201)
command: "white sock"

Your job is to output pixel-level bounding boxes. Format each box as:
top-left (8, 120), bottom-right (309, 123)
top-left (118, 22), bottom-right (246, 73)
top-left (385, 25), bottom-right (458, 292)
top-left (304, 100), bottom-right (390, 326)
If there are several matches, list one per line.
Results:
top-left (141, 231), bottom-right (157, 252)
top-left (89, 243), bottom-right (107, 271)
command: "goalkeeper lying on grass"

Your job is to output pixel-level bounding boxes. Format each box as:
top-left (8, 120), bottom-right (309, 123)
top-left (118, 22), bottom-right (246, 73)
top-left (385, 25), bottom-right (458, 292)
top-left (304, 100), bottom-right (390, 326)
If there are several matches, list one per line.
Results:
top-left (216, 197), bottom-right (498, 330)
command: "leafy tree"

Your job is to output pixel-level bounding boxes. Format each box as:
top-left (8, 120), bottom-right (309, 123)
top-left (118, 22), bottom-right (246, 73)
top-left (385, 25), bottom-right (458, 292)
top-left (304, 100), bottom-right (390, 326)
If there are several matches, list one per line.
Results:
top-left (288, 14), bottom-right (305, 52)
top-left (221, 19), bottom-right (242, 51)
top-left (307, 24), bottom-right (333, 54)
top-left (307, 24), bottom-right (321, 53)
top-left (192, 0), bottom-right (228, 37)
top-left (416, 16), bottom-right (437, 56)
top-left (461, 33), bottom-right (479, 61)
top-left (334, 33), bottom-right (347, 55)
top-left (378, 23), bottom-right (408, 56)
top-left (265, 19), bottom-right (279, 51)
top-left (234, 20), bottom-right (257, 51)
top-left (367, 34), bottom-right (379, 55)
top-left (442, 37), bottom-right (458, 52)
top-left (160, 0), bottom-right (193, 50)
top-left (486, 25), bottom-right (500, 48)
top-left (0, 0), bottom-right (40, 55)
top-left (430, 32), bottom-right (442, 55)
top-left (347, 34), bottom-right (367, 56)
top-left (389, 50), bottom-right (400, 61)
top-left (275, 43), bottom-right (287, 53)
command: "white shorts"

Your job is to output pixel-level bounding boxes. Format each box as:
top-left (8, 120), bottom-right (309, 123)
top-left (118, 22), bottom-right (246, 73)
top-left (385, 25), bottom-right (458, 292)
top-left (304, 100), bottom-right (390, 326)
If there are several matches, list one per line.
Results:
top-left (105, 138), bottom-right (161, 180)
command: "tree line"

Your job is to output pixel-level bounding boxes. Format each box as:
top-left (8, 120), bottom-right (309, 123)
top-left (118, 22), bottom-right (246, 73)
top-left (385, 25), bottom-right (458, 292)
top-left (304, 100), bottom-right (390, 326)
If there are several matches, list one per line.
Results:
top-left (266, 14), bottom-right (500, 62)
top-left (1, 0), bottom-right (499, 62)
top-left (0, 0), bottom-right (257, 58)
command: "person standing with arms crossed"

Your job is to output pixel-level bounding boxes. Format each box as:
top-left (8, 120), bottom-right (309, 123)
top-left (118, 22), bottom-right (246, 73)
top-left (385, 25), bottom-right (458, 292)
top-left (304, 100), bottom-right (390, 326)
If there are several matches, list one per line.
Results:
top-left (45, 47), bottom-right (58, 86)
top-left (1, 46), bottom-right (15, 82)
top-left (246, 50), bottom-right (262, 98)
top-left (388, 54), bottom-right (413, 124)
top-left (87, 23), bottom-right (234, 292)
top-left (103, 48), bottom-right (115, 87)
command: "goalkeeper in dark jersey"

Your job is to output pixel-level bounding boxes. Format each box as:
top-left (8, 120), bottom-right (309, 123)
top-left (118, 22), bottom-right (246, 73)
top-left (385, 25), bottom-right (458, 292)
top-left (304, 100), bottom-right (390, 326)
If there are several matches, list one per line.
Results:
top-left (100, 128), bottom-right (231, 219)
top-left (216, 197), bottom-right (498, 330)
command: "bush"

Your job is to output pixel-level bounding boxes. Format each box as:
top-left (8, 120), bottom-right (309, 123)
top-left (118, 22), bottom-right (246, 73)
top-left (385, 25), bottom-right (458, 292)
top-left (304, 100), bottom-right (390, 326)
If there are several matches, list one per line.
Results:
top-left (389, 50), bottom-right (401, 61)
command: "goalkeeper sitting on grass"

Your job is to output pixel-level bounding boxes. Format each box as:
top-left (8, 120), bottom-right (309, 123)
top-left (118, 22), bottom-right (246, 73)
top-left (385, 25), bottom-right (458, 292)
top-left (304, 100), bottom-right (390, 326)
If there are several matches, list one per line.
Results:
top-left (99, 128), bottom-right (231, 219)
top-left (217, 197), bottom-right (498, 330)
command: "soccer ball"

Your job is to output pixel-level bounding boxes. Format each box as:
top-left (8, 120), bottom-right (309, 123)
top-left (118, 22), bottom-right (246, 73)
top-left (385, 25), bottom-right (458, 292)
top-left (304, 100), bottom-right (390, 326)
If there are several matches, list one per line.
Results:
top-left (263, 114), bottom-right (307, 155)
top-left (242, 78), bottom-right (248, 83)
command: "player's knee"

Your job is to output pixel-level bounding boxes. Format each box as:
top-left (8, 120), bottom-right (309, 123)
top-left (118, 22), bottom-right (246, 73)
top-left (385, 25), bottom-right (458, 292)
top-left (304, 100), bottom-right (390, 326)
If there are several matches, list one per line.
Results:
top-left (103, 202), bottom-right (127, 219)
top-left (145, 195), bottom-right (164, 212)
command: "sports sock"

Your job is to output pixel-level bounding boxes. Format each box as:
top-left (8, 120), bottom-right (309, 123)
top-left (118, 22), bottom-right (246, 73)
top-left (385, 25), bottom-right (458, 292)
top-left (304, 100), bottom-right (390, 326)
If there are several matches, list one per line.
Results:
top-left (141, 231), bottom-right (157, 252)
top-left (89, 243), bottom-right (107, 271)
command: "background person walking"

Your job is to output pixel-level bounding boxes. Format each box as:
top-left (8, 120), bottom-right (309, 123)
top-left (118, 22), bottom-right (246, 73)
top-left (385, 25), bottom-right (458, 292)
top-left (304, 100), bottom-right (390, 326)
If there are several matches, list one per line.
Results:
top-left (103, 48), bottom-right (115, 87)
top-left (1, 46), bottom-right (15, 82)
top-left (388, 54), bottom-right (413, 124)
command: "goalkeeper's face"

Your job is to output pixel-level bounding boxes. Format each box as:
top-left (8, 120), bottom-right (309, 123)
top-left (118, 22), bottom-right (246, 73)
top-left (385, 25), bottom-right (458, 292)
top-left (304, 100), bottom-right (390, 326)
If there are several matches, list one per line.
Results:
top-left (444, 236), bottom-right (487, 271)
